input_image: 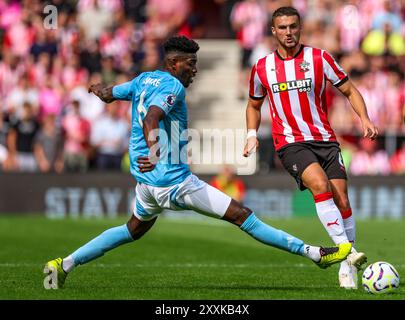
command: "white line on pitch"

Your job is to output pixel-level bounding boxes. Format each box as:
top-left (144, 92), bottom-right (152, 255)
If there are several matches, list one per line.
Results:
top-left (1, 263), bottom-right (405, 268)
top-left (0, 262), bottom-right (311, 268)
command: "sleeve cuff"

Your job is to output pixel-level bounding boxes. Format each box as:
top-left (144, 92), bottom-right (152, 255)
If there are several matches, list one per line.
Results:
top-left (249, 95), bottom-right (266, 100)
top-left (111, 86), bottom-right (118, 98)
top-left (334, 76), bottom-right (349, 87)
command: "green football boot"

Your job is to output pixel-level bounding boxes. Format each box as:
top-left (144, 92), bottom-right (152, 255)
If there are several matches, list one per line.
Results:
top-left (316, 242), bottom-right (352, 269)
top-left (43, 258), bottom-right (67, 289)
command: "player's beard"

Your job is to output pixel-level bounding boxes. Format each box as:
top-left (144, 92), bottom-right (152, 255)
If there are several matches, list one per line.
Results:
top-left (180, 72), bottom-right (193, 88)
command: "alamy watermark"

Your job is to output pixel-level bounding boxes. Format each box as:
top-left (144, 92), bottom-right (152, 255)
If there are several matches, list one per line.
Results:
top-left (144, 124), bottom-right (257, 175)
top-left (43, 5), bottom-right (58, 29)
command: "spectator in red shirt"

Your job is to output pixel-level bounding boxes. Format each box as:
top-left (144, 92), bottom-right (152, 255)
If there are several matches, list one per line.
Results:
top-left (210, 165), bottom-right (246, 203)
top-left (390, 141), bottom-right (405, 175)
top-left (350, 138), bottom-right (391, 176)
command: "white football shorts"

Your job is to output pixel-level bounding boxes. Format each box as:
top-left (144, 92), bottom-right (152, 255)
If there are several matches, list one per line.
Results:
top-left (133, 174), bottom-right (232, 221)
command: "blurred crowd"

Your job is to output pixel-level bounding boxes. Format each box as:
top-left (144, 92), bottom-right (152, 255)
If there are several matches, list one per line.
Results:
top-left (0, 0), bottom-right (202, 173)
top-left (0, 0), bottom-right (404, 176)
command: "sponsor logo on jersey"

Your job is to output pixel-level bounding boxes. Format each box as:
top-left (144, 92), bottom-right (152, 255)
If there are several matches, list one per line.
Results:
top-left (272, 78), bottom-right (312, 93)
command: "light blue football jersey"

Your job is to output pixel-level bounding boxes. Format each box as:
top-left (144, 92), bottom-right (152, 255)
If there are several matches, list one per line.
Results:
top-left (112, 70), bottom-right (191, 187)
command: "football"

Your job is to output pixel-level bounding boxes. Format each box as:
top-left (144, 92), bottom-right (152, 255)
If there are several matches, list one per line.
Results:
top-left (362, 261), bottom-right (400, 294)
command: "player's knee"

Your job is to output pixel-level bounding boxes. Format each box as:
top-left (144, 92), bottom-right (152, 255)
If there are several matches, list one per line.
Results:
top-left (127, 224), bottom-right (150, 240)
top-left (130, 230), bottom-right (145, 241)
top-left (126, 223), bottom-right (140, 240)
top-left (310, 180), bottom-right (329, 194)
top-left (223, 201), bottom-right (252, 226)
top-left (334, 195), bottom-right (350, 212)
top-left (126, 216), bottom-right (156, 241)
top-left (236, 207), bottom-right (253, 226)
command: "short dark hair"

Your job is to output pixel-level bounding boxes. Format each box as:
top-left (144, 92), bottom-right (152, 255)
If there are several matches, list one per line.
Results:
top-left (163, 36), bottom-right (200, 55)
top-left (271, 7), bottom-right (301, 26)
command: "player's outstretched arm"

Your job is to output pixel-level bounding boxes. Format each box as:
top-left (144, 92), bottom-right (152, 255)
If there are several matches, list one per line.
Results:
top-left (88, 83), bottom-right (116, 103)
top-left (337, 80), bottom-right (378, 140)
top-left (243, 97), bottom-right (264, 157)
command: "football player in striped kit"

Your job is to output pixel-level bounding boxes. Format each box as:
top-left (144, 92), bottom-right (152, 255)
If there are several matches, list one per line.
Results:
top-left (43, 36), bottom-right (354, 290)
top-left (244, 6), bottom-right (378, 289)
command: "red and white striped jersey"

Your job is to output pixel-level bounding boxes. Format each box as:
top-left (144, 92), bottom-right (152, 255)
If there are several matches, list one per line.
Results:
top-left (249, 45), bottom-right (348, 151)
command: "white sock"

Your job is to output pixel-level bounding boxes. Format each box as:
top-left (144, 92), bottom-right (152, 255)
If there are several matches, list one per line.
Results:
top-left (339, 208), bottom-right (356, 275)
top-left (341, 211), bottom-right (356, 245)
top-left (302, 244), bottom-right (321, 262)
top-left (314, 192), bottom-right (348, 245)
top-left (62, 255), bottom-right (76, 273)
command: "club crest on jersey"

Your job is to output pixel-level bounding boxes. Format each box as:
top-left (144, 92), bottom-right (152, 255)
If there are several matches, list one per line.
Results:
top-left (272, 78), bottom-right (312, 93)
top-left (165, 94), bottom-right (176, 106)
top-left (299, 60), bottom-right (310, 72)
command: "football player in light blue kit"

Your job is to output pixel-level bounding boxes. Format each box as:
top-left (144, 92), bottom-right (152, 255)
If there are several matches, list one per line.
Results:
top-left (43, 36), bottom-right (353, 289)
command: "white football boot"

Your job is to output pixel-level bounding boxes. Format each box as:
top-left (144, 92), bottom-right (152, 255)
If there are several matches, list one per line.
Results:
top-left (346, 247), bottom-right (367, 269)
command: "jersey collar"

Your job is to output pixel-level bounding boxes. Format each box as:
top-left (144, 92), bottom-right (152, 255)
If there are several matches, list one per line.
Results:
top-left (276, 44), bottom-right (304, 60)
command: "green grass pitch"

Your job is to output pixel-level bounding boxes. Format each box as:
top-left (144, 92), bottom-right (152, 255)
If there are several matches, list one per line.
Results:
top-left (0, 215), bottom-right (404, 300)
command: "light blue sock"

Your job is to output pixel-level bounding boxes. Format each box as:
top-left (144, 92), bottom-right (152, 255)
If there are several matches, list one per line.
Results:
top-left (71, 224), bottom-right (134, 266)
top-left (240, 213), bottom-right (305, 255)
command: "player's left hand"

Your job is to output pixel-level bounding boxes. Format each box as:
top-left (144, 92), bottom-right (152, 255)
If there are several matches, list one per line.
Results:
top-left (243, 137), bottom-right (259, 157)
top-left (88, 83), bottom-right (103, 95)
top-left (362, 118), bottom-right (379, 140)
top-left (137, 156), bottom-right (156, 173)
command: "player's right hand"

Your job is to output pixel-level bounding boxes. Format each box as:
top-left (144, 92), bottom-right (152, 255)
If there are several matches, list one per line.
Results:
top-left (137, 156), bottom-right (156, 173)
top-left (243, 137), bottom-right (259, 157)
top-left (361, 118), bottom-right (379, 140)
